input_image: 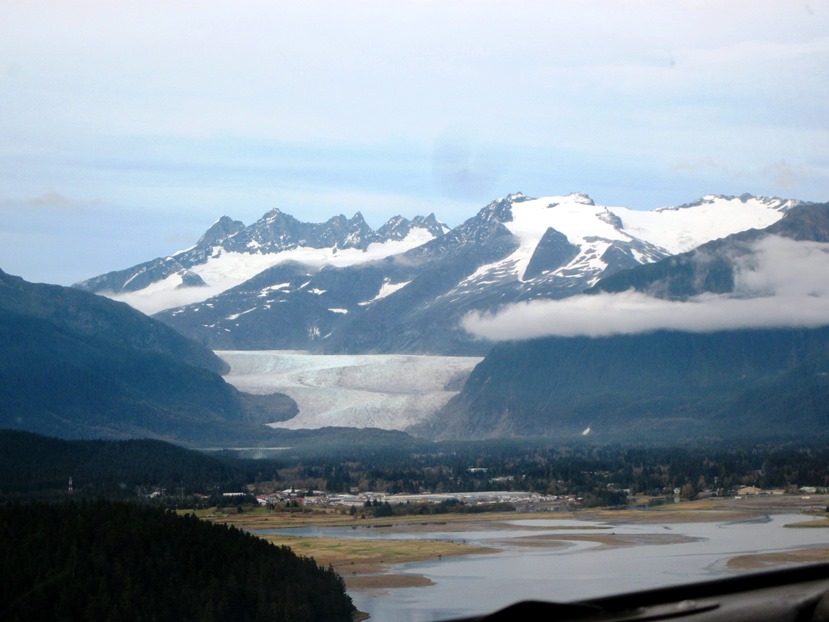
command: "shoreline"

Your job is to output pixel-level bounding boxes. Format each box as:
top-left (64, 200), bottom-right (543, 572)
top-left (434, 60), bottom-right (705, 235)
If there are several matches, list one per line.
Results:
top-left (210, 494), bottom-right (829, 594)
top-left (257, 532), bottom-right (496, 589)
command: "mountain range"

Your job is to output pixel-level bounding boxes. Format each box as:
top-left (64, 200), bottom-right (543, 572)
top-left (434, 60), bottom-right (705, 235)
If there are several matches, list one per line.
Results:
top-left (6, 191), bottom-right (828, 445)
top-left (76, 193), bottom-right (800, 355)
top-left (431, 201), bottom-right (829, 441)
top-left (75, 209), bottom-right (448, 316)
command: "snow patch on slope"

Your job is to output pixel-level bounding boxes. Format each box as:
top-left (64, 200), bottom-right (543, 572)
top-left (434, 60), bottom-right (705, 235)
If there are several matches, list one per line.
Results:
top-left (509, 195), bottom-right (625, 247)
top-left (454, 194), bottom-right (628, 291)
top-left (614, 195), bottom-right (793, 254)
top-left (360, 279), bottom-right (412, 305)
top-left (463, 236), bottom-right (829, 340)
top-left (454, 193), bottom-right (793, 293)
top-left (106, 228), bottom-right (437, 314)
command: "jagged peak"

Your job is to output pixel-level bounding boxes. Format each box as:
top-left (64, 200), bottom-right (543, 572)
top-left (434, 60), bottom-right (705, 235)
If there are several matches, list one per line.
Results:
top-left (412, 213), bottom-right (443, 228)
top-left (325, 213), bottom-right (348, 224)
top-left (478, 193), bottom-right (533, 224)
top-left (412, 213), bottom-right (450, 236)
top-left (378, 214), bottom-right (410, 230)
top-left (197, 215), bottom-right (245, 247)
top-left (214, 215), bottom-right (239, 226)
top-left (255, 207), bottom-right (301, 228)
top-left (598, 209), bottom-right (624, 230)
top-left (383, 214), bottom-right (409, 226)
top-left (322, 212), bottom-right (368, 227)
top-left (376, 213), bottom-right (448, 241)
top-left (567, 192), bottom-right (595, 205)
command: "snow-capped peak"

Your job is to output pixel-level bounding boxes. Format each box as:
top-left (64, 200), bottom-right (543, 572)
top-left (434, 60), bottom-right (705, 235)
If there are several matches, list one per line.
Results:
top-left (618, 194), bottom-right (797, 254)
top-left (450, 192), bottom-right (798, 295)
top-left (505, 195), bottom-right (624, 245)
top-left (85, 206), bottom-right (448, 314)
top-left (566, 192), bottom-right (595, 206)
top-left (196, 215), bottom-right (245, 248)
top-left (76, 192), bottom-right (800, 320)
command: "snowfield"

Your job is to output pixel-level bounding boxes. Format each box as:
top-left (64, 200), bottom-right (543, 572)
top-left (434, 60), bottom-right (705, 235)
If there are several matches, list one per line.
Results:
top-left (107, 228), bottom-right (438, 315)
top-left (460, 193), bottom-right (795, 290)
top-left (217, 350), bottom-right (482, 431)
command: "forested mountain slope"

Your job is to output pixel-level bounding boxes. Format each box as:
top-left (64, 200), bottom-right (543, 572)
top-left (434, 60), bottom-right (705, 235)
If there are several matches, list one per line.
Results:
top-left (432, 326), bottom-right (829, 441)
top-left (0, 269), bottom-right (295, 444)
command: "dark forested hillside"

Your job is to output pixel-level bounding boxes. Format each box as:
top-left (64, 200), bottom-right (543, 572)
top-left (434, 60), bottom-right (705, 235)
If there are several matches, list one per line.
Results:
top-left (0, 500), bottom-right (355, 622)
top-left (0, 430), bottom-right (250, 498)
top-left (0, 428), bottom-right (437, 499)
top-left (0, 269), bottom-right (296, 444)
top-left (0, 268), bottom-right (227, 373)
top-left (432, 327), bottom-right (829, 441)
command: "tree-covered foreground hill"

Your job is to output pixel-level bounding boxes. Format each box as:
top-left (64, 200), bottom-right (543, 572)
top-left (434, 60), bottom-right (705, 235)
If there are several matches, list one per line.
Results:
top-left (0, 500), bottom-right (355, 622)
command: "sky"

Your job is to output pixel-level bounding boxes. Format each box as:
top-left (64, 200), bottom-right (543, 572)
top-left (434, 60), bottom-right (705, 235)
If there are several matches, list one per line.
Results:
top-left (1, 1), bottom-right (828, 286)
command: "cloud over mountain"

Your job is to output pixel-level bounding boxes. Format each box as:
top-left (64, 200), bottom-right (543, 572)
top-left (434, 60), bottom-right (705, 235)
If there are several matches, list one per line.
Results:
top-left (461, 236), bottom-right (829, 340)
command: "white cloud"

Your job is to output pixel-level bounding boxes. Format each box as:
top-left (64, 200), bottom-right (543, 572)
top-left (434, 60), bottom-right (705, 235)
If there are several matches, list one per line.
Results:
top-left (0, 192), bottom-right (97, 210)
top-left (733, 235), bottom-right (829, 296)
top-left (461, 237), bottom-right (829, 340)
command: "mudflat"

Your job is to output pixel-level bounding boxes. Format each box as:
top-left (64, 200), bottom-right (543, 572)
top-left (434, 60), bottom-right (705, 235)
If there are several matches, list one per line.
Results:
top-left (206, 494), bottom-right (829, 592)
top-left (257, 533), bottom-right (494, 589)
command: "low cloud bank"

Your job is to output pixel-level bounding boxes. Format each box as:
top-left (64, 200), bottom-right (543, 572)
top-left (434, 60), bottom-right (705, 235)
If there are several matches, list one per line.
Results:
top-left (106, 284), bottom-right (231, 316)
top-left (462, 237), bottom-right (829, 341)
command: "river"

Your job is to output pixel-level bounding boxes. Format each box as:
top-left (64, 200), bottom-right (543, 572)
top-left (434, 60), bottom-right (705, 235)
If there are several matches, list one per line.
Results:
top-left (261, 513), bottom-right (829, 621)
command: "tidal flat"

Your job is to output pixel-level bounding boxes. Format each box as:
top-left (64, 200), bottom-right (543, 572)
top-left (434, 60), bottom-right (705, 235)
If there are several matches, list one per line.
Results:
top-left (212, 496), bottom-right (829, 620)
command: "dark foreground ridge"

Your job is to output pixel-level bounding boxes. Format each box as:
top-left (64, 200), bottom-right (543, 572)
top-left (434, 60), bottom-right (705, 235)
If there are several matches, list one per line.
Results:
top-left (0, 499), bottom-right (355, 622)
top-left (0, 268), bottom-right (297, 444)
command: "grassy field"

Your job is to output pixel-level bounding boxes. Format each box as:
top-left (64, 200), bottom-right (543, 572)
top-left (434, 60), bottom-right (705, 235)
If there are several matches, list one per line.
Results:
top-left (259, 533), bottom-right (494, 589)
top-left (497, 531), bottom-right (698, 550)
top-left (197, 497), bottom-right (763, 530)
top-left (727, 548), bottom-right (829, 570)
top-left (199, 506), bottom-right (536, 528)
top-left (785, 517), bottom-right (829, 528)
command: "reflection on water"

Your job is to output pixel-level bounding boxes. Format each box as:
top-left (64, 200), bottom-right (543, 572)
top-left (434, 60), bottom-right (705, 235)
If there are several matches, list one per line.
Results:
top-left (261, 514), bottom-right (829, 622)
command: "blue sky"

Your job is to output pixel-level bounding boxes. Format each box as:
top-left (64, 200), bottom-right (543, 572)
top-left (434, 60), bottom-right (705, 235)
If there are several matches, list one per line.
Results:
top-left (1, 1), bottom-right (827, 285)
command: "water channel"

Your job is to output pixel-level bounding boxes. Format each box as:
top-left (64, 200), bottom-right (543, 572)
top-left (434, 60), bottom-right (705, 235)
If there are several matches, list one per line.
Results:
top-left (259, 513), bottom-right (829, 621)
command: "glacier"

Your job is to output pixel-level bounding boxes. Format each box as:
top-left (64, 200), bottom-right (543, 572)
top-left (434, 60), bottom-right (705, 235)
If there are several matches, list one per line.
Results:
top-left (217, 350), bottom-right (482, 431)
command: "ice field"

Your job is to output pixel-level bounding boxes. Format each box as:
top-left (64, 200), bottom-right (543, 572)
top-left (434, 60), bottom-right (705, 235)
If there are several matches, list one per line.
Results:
top-left (217, 350), bottom-right (482, 431)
